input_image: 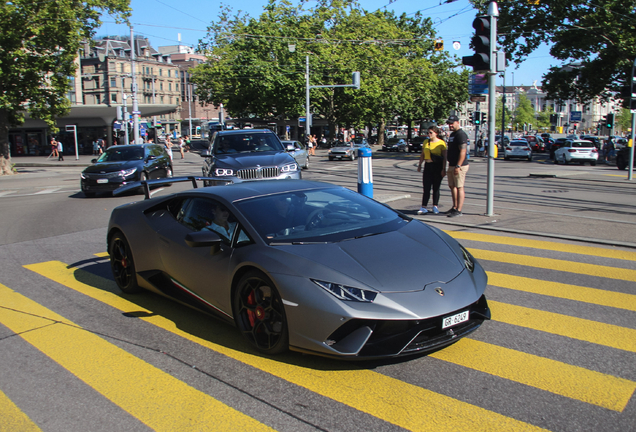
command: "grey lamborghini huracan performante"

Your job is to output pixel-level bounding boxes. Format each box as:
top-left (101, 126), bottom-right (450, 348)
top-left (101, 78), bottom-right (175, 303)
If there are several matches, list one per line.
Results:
top-left (107, 179), bottom-right (490, 359)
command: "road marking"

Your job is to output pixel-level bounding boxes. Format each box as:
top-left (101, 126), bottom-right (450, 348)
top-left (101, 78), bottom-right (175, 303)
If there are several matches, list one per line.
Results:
top-left (0, 191), bottom-right (16, 197)
top-left (431, 338), bottom-right (636, 412)
top-left (487, 272), bottom-right (636, 312)
top-left (32, 188), bottom-right (62, 195)
top-left (490, 300), bottom-right (636, 353)
top-left (25, 261), bottom-right (546, 431)
top-left (470, 248), bottom-right (636, 282)
top-left (0, 388), bottom-right (42, 432)
top-left (0, 283), bottom-right (273, 432)
top-left (448, 231), bottom-right (636, 261)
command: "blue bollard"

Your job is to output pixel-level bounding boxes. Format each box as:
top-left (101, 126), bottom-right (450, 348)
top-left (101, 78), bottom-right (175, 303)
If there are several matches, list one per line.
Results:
top-left (357, 147), bottom-right (373, 198)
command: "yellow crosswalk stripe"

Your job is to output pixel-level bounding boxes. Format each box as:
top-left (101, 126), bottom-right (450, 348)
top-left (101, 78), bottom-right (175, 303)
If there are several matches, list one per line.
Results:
top-left (0, 283), bottom-right (273, 432)
top-left (447, 231), bottom-right (636, 261)
top-left (430, 339), bottom-right (636, 412)
top-left (488, 272), bottom-right (636, 312)
top-left (0, 389), bottom-right (42, 432)
top-left (470, 248), bottom-right (636, 281)
top-left (25, 261), bottom-right (546, 431)
top-left (490, 300), bottom-right (636, 353)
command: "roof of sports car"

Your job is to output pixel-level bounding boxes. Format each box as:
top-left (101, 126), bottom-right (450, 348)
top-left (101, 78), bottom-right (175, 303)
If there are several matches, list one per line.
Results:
top-left (182, 179), bottom-right (341, 202)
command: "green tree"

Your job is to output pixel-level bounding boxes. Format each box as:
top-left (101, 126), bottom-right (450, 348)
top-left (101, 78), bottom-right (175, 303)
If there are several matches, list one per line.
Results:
top-left (470, 0), bottom-right (636, 104)
top-left (0, 0), bottom-right (131, 175)
top-left (536, 106), bottom-right (555, 131)
top-left (616, 108), bottom-right (632, 133)
top-left (514, 93), bottom-right (536, 131)
top-left (495, 96), bottom-right (512, 131)
top-left (192, 0), bottom-right (468, 145)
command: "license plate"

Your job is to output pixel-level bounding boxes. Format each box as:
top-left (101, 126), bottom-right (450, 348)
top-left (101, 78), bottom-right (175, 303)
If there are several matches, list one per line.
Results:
top-left (442, 310), bottom-right (469, 329)
top-left (96, 179), bottom-right (108, 184)
top-left (335, 156), bottom-right (342, 159)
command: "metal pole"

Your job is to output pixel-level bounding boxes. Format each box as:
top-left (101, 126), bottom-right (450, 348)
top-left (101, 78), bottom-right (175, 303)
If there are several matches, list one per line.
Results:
top-left (130, 26), bottom-right (140, 144)
top-left (152, 75), bottom-right (157, 128)
top-left (305, 55), bottom-right (310, 140)
top-left (188, 82), bottom-right (193, 138)
top-left (486, 1), bottom-right (498, 216)
top-left (123, 93), bottom-right (129, 145)
top-left (474, 102), bottom-right (480, 157)
top-left (629, 113), bottom-right (635, 180)
top-left (511, 71), bottom-right (514, 140)
top-left (501, 71), bottom-right (506, 149)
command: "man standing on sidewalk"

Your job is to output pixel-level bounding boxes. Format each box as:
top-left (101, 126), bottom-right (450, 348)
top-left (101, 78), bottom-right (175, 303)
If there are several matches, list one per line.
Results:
top-left (445, 115), bottom-right (469, 217)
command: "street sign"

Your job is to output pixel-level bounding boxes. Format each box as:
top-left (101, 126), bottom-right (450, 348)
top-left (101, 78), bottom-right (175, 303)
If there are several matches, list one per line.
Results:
top-left (469, 85), bottom-right (489, 94)
top-left (132, 111), bottom-right (141, 115)
top-left (470, 95), bottom-right (487, 102)
top-left (570, 111), bottom-right (582, 122)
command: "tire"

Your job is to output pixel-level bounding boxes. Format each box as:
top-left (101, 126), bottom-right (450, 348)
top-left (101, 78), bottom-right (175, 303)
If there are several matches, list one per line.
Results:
top-left (617, 155), bottom-right (627, 170)
top-left (233, 270), bottom-right (288, 354)
top-left (350, 153), bottom-right (355, 161)
top-left (109, 232), bottom-right (141, 294)
top-left (553, 156), bottom-right (559, 164)
top-left (303, 157), bottom-right (309, 169)
top-left (591, 161), bottom-right (596, 166)
top-left (528, 156), bottom-right (532, 161)
top-left (563, 155), bottom-right (569, 165)
top-left (329, 156), bottom-right (334, 161)
top-left (504, 156), bottom-right (509, 161)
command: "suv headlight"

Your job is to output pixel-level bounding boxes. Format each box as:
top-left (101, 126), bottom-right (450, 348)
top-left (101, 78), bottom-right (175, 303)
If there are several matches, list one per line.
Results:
top-left (214, 168), bottom-right (234, 176)
top-left (312, 280), bottom-right (377, 302)
top-left (120, 168), bottom-right (137, 177)
top-left (281, 163), bottom-right (298, 173)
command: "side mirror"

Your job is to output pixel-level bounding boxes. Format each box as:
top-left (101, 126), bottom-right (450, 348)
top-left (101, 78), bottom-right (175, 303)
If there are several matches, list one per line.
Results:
top-left (286, 144), bottom-right (295, 152)
top-left (91, 158), bottom-right (97, 164)
top-left (200, 150), bottom-right (212, 157)
top-left (185, 230), bottom-right (223, 248)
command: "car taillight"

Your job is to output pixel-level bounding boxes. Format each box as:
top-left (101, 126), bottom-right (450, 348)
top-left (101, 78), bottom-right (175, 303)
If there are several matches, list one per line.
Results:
top-left (591, 148), bottom-right (598, 152)
top-left (568, 149), bottom-right (576, 153)
top-left (505, 147), bottom-right (512, 151)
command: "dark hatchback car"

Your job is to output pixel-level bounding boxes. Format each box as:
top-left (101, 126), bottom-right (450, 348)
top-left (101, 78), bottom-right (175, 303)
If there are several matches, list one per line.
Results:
top-left (408, 136), bottom-right (426, 153)
top-left (201, 129), bottom-right (300, 185)
top-left (80, 144), bottom-right (173, 197)
top-left (616, 146), bottom-right (635, 170)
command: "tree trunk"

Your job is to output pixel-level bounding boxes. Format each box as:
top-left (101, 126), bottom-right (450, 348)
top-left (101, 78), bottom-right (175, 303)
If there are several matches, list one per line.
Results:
top-left (377, 118), bottom-right (386, 147)
top-left (0, 109), bottom-right (14, 176)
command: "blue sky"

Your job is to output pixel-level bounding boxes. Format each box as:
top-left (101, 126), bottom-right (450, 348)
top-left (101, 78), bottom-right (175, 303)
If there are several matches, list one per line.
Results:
top-left (97, 0), bottom-right (555, 87)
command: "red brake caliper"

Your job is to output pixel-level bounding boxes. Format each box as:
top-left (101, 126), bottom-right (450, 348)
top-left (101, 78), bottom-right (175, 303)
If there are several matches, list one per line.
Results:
top-left (246, 291), bottom-right (256, 327)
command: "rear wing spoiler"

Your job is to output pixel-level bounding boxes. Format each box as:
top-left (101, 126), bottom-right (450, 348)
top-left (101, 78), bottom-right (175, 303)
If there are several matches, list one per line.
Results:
top-left (113, 176), bottom-right (228, 199)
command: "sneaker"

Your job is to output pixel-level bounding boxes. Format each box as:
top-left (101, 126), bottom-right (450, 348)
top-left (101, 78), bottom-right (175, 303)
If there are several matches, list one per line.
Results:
top-left (448, 210), bottom-right (463, 218)
top-left (446, 208), bottom-right (457, 216)
top-left (417, 207), bottom-right (428, 215)
top-left (432, 206), bottom-right (439, 214)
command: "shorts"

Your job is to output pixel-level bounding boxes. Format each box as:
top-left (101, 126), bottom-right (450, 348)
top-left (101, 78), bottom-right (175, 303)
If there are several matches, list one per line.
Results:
top-left (448, 165), bottom-right (469, 189)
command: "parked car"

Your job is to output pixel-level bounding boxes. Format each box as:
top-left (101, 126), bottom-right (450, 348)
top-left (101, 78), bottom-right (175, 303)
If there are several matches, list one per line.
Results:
top-left (580, 135), bottom-right (601, 150)
top-left (504, 140), bottom-right (533, 161)
top-left (522, 135), bottom-right (544, 152)
top-left (550, 138), bottom-right (567, 159)
top-left (80, 144), bottom-right (173, 197)
top-left (108, 178), bottom-right (490, 359)
top-left (382, 137), bottom-right (408, 152)
top-left (614, 138), bottom-right (628, 150)
top-left (408, 136), bottom-right (426, 153)
top-left (616, 146), bottom-right (635, 170)
top-left (329, 142), bottom-right (371, 161)
top-left (495, 136), bottom-right (510, 147)
top-left (554, 139), bottom-right (598, 165)
top-left (201, 129), bottom-right (301, 185)
top-left (540, 132), bottom-right (551, 140)
top-left (281, 140), bottom-right (309, 169)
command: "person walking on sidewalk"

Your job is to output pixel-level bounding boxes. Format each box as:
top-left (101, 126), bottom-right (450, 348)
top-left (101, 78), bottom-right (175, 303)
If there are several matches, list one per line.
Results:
top-left (57, 139), bottom-right (64, 161)
top-left (416, 125), bottom-right (447, 215)
top-left (445, 115), bottom-right (469, 217)
top-left (49, 137), bottom-right (58, 159)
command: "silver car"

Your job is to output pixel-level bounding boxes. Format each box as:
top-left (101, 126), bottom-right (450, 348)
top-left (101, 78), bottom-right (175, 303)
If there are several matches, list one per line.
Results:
top-left (108, 179), bottom-right (490, 360)
top-left (504, 140), bottom-right (532, 161)
top-left (329, 142), bottom-right (371, 161)
top-left (281, 140), bottom-right (309, 169)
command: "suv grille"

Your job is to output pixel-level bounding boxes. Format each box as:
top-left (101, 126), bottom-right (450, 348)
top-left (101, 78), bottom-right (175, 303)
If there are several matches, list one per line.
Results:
top-left (237, 167), bottom-right (279, 180)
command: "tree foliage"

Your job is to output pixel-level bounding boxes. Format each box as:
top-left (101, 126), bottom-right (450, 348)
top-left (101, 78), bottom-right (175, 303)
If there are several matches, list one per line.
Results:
top-left (471, 0), bottom-right (636, 104)
top-left (514, 93), bottom-right (536, 129)
top-left (494, 96), bottom-right (512, 131)
top-left (0, 0), bottom-right (131, 175)
top-left (191, 0), bottom-right (468, 143)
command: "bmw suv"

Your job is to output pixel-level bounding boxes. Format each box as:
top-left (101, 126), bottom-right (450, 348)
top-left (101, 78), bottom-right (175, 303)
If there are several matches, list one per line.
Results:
top-left (201, 129), bottom-right (301, 185)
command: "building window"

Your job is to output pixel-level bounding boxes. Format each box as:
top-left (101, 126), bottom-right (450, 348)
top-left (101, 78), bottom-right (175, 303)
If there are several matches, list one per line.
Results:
top-left (168, 70), bottom-right (171, 77)
top-left (176, 84), bottom-right (179, 92)
top-left (161, 96), bottom-right (164, 104)
top-left (111, 93), bottom-right (117, 102)
top-left (160, 82), bottom-right (163, 90)
top-left (159, 69), bottom-right (162, 76)
top-left (169, 83), bottom-right (172, 91)
top-left (110, 77), bottom-right (116, 88)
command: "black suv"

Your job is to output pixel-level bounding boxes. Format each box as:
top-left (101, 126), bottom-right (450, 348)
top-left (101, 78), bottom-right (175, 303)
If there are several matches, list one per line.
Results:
top-left (408, 136), bottom-right (426, 153)
top-left (201, 129), bottom-right (301, 185)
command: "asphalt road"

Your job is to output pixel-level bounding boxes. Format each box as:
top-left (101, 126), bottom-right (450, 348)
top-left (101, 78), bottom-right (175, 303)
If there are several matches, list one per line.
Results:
top-left (1, 145), bottom-right (635, 431)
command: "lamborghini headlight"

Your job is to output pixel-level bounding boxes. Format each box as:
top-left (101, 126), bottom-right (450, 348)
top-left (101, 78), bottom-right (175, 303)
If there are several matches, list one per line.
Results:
top-left (312, 280), bottom-right (377, 302)
top-left (459, 245), bottom-right (475, 272)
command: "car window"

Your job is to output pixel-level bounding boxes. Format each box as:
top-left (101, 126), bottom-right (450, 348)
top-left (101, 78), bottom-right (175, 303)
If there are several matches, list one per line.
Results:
top-left (148, 145), bottom-right (164, 157)
top-left (177, 197), bottom-right (253, 246)
top-left (572, 141), bottom-right (594, 148)
top-left (235, 187), bottom-right (407, 244)
top-left (98, 147), bottom-right (144, 162)
top-left (213, 133), bottom-right (283, 154)
top-left (510, 142), bottom-right (528, 147)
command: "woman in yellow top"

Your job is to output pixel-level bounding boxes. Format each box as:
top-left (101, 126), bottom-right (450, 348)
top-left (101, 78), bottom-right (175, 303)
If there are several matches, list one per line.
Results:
top-left (416, 125), bottom-right (447, 214)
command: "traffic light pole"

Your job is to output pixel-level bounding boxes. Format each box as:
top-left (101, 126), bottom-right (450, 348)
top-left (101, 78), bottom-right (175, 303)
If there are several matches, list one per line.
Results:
top-left (485, 1), bottom-right (498, 217)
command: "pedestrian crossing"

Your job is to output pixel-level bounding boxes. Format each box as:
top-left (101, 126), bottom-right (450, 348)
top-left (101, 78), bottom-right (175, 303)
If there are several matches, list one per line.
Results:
top-left (1, 232), bottom-right (635, 430)
top-left (0, 187), bottom-right (78, 198)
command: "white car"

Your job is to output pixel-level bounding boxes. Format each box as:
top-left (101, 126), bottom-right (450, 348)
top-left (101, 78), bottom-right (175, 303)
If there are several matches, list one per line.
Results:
top-left (504, 140), bottom-right (532, 161)
top-left (554, 140), bottom-right (598, 165)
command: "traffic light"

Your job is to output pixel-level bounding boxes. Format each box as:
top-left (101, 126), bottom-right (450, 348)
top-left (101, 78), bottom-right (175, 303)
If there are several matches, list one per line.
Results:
top-left (473, 111), bottom-right (481, 125)
top-left (481, 112), bottom-right (487, 124)
top-left (550, 114), bottom-right (557, 124)
top-left (606, 113), bottom-right (614, 129)
top-left (462, 16), bottom-right (492, 72)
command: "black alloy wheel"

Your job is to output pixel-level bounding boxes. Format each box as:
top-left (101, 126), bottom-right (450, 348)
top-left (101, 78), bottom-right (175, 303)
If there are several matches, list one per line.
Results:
top-left (233, 270), bottom-right (288, 354)
top-left (109, 233), bottom-right (141, 294)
